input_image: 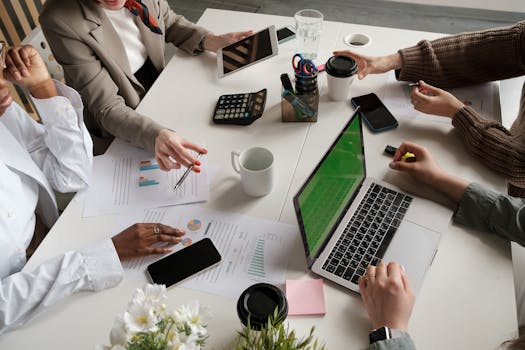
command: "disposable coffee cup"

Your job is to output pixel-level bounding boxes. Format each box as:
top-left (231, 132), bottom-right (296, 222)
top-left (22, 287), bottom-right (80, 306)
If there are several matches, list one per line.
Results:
top-left (237, 283), bottom-right (288, 330)
top-left (325, 55), bottom-right (358, 101)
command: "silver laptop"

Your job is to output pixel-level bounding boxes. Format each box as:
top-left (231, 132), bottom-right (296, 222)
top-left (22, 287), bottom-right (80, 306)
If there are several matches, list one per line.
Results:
top-left (293, 109), bottom-right (440, 294)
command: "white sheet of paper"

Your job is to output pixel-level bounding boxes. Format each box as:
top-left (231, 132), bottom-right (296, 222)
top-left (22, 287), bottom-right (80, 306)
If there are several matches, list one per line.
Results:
top-left (114, 206), bottom-right (299, 299)
top-left (380, 72), bottom-right (497, 124)
top-left (83, 140), bottom-right (209, 217)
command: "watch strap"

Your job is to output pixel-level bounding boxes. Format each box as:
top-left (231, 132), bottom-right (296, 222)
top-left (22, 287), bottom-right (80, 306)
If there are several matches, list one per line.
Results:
top-left (369, 326), bottom-right (391, 344)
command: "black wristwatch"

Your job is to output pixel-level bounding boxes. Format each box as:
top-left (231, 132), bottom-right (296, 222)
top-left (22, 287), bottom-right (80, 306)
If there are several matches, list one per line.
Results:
top-left (369, 326), bottom-right (391, 344)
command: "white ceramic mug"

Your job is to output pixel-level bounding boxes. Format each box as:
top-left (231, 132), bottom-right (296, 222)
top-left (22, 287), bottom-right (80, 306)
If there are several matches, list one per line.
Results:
top-left (231, 147), bottom-right (274, 197)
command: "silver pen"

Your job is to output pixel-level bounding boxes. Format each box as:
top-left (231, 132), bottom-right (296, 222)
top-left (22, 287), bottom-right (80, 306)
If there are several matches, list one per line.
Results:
top-left (173, 153), bottom-right (203, 191)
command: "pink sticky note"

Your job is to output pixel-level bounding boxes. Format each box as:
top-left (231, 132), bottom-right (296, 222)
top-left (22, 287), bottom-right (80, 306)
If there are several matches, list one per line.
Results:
top-left (286, 278), bottom-right (326, 316)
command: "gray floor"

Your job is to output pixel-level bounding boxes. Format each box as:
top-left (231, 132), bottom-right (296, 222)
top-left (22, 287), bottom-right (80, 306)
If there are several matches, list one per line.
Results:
top-left (168, 0), bottom-right (524, 34)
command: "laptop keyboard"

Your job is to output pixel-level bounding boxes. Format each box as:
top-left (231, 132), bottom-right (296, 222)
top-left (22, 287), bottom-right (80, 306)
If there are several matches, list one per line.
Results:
top-left (321, 182), bottom-right (412, 284)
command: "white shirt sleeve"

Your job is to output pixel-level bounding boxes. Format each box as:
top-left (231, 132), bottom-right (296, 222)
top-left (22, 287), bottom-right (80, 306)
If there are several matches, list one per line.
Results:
top-left (3, 80), bottom-right (93, 192)
top-left (0, 238), bottom-right (123, 335)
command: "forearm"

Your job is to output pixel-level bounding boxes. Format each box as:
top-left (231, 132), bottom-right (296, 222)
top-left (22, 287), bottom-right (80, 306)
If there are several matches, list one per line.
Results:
top-left (161, 0), bottom-right (209, 54)
top-left (31, 81), bottom-right (93, 192)
top-left (28, 78), bottom-right (58, 99)
top-left (370, 334), bottom-right (417, 350)
top-left (455, 183), bottom-right (525, 246)
top-left (452, 106), bottom-right (525, 188)
top-left (397, 21), bottom-right (525, 87)
top-left (431, 171), bottom-right (469, 204)
top-left (0, 239), bottom-right (122, 335)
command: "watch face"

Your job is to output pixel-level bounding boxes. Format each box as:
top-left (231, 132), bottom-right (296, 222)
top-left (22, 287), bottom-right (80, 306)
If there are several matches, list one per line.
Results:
top-left (369, 326), bottom-right (391, 344)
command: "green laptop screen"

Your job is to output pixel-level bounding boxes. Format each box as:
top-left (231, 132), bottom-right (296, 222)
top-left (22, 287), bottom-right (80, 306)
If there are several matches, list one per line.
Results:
top-left (297, 115), bottom-right (365, 258)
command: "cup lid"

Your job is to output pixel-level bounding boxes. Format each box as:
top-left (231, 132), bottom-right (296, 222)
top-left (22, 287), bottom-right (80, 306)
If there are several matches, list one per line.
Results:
top-left (237, 283), bottom-right (288, 330)
top-left (325, 55), bottom-right (358, 78)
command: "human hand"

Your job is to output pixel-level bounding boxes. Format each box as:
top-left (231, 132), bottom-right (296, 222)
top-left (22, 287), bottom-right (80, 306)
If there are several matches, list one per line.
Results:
top-left (388, 141), bottom-right (444, 186)
top-left (154, 129), bottom-right (208, 172)
top-left (358, 262), bottom-right (415, 331)
top-left (0, 78), bottom-right (13, 117)
top-left (111, 223), bottom-right (186, 261)
top-left (3, 45), bottom-right (57, 98)
top-left (411, 80), bottom-right (464, 119)
top-left (332, 50), bottom-right (401, 80)
top-left (389, 141), bottom-right (469, 203)
top-left (203, 30), bottom-right (253, 52)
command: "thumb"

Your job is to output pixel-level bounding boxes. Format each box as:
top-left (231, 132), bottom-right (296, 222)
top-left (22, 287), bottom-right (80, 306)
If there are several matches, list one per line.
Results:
top-left (418, 80), bottom-right (442, 95)
top-left (389, 160), bottom-right (414, 173)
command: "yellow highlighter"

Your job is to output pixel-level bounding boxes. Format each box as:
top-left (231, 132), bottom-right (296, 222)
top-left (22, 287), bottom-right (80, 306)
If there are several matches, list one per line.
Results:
top-left (401, 152), bottom-right (416, 163)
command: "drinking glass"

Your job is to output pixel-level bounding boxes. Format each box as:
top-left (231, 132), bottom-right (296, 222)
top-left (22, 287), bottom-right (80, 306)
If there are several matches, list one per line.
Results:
top-left (294, 9), bottom-right (323, 59)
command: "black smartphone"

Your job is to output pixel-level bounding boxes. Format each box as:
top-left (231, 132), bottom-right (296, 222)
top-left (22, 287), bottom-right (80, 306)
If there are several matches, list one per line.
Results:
top-left (277, 26), bottom-right (296, 44)
top-left (147, 238), bottom-right (221, 287)
top-left (351, 93), bottom-right (398, 132)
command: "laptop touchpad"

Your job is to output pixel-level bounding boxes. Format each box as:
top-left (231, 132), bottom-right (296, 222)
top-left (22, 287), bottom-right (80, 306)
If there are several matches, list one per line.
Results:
top-left (382, 220), bottom-right (440, 295)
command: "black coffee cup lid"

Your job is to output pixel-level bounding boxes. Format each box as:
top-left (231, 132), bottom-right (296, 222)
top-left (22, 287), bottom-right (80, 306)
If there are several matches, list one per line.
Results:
top-left (237, 283), bottom-right (288, 330)
top-left (325, 55), bottom-right (358, 78)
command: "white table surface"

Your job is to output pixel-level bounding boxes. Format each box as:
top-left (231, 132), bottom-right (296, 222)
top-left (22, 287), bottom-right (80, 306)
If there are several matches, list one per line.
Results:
top-left (0, 9), bottom-right (517, 350)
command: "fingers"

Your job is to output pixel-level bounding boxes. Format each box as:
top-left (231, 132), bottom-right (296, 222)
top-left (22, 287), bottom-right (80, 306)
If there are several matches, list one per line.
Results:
top-left (5, 47), bottom-right (30, 80)
top-left (0, 79), bottom-right (12, 113)
top-left (393, 141), bottom-right (426, 161)
top-left (386, 261), bottom-right (403, 284)
top-left (235, 30), bottom-right (253, 39)
top-left (375, 261), bottom-right (387, 280)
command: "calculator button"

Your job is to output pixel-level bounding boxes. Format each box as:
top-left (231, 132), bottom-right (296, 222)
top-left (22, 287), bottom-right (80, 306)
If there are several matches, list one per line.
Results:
top-left (214, 115), bottom-right (223, 120)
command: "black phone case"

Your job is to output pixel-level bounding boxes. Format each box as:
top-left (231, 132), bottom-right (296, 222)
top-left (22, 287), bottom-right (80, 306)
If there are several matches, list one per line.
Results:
top-left (351, 94), bottom-right (398, 132)
top-left (147, 238), bottom-right (221, 287)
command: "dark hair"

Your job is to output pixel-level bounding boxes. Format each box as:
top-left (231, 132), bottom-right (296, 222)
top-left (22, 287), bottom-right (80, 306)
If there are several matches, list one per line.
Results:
top-left (503, 327), bottom-right (525, 350)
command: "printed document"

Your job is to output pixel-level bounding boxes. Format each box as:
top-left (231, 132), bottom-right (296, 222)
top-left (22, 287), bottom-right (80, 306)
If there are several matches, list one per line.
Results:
top-left (381, 73), bottom-right (498, 124)
top-left (83, 140), bottom-right (209, 217)
top-left (114, 205), bottom-right (299, 299)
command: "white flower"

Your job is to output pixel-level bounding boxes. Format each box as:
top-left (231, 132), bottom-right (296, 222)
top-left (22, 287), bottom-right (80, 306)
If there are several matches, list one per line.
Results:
top-left (174, 301), bottom-right (208, 336)
top-left (99, 285), bottom-right (209, 350)
top-left (109, 314), bottom-right (130, 346)
top-left (123, 301), bottom-right (158, 333)
top-left (130, 284), bottom-right (167, 311)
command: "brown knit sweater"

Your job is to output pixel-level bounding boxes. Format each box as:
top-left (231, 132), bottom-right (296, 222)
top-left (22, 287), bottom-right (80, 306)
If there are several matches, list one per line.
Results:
top-left (397, 21), bottom-right (525, 198)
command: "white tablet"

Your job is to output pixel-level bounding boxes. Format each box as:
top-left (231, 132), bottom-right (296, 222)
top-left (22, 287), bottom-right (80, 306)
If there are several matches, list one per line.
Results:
top-left (217, 25), bottom-right (278, 78)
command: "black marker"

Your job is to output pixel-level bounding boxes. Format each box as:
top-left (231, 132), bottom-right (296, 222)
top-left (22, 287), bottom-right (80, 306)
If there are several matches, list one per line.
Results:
top-left (280, 73), bottom-right (295, 93)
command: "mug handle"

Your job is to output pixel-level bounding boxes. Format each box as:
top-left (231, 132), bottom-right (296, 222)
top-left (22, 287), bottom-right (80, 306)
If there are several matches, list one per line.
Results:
top-left (231, 150), bottom-right (241, 174)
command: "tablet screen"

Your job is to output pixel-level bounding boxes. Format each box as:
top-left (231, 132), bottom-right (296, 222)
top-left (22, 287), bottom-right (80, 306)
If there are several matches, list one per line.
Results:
top-left (219, 27), bottom-right (276, 76)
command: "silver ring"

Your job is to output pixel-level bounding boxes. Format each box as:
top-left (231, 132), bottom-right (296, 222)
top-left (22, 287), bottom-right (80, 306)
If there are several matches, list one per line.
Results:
top-left (153, 226), bottom-right (161, 236)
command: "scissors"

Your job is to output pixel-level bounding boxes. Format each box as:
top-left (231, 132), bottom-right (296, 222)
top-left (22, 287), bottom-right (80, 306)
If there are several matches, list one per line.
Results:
top-left (292, 53), bottom-right (317, 76)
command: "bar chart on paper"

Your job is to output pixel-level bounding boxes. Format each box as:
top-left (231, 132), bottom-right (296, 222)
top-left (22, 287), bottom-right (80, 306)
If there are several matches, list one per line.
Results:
top-left (113, 206), bottom-right (298, 298)
top-left (83, 140), bottom-right (210, 216)
top-left (247, 238), bottom-right (266, 278)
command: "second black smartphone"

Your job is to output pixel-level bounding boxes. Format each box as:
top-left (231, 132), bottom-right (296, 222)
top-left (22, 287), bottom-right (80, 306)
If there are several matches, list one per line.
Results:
top-left (277, 27), bottom-right (296, 44)
top-left (351, 93), bottom-right (398, 132)
top-left (147, 238), bottom-right (221, 287)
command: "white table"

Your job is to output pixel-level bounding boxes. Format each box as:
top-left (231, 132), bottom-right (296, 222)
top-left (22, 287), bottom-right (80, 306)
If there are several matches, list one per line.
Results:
top-left (0, 9), bottom-right (517, 350)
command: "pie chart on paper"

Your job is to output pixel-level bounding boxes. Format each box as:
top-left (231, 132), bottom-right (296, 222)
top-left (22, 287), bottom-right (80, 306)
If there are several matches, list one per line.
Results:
top-left (187, 219), bottom-right (202, 231)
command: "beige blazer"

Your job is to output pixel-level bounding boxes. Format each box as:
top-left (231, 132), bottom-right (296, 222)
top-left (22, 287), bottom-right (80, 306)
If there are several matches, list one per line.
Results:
top-left (40, 0), bottom-right (209, 154)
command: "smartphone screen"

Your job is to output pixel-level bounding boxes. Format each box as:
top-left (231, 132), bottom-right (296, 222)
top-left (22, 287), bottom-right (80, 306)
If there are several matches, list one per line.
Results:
top-left (277, 27), bottom-right (296, 43)
top-left (350, 93), bottom-right (398, 132)
top-left (147, 238), bottom-right (221, 287)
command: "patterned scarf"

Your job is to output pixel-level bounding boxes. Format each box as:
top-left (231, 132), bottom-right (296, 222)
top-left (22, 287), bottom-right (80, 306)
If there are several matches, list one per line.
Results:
top-left (124, 0), bottom-right (162, 35)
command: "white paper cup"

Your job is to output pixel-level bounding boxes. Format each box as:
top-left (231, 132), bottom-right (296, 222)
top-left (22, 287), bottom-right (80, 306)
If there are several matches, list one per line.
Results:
top-left (325, 55), bottom-right (358, 101)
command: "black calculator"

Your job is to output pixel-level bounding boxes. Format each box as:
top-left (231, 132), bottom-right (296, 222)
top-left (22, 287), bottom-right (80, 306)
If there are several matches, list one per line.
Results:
top-left (212, 89), bottom-right (267, 125)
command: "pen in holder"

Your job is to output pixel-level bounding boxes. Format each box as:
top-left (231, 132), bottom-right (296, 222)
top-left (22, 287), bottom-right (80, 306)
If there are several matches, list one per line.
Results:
top-left (281, 72), bottom-right (319, 122)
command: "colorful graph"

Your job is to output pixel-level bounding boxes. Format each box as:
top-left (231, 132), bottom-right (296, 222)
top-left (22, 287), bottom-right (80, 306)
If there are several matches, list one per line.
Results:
top-left (247, 239), bottom-right (266, 278)
top-left (140, 160), bottom-right (160, 171)
top-left (181, 237), bottom-right (193, 247)
top-left (138, 176), bottom-right (159, 187)
top-left (187, 219), bottom-right (202, 231)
